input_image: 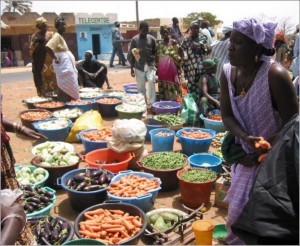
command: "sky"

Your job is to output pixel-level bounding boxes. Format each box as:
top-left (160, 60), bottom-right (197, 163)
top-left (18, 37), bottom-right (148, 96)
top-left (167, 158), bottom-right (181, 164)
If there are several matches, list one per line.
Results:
top-left (1, 0), bottom-right (299, 29)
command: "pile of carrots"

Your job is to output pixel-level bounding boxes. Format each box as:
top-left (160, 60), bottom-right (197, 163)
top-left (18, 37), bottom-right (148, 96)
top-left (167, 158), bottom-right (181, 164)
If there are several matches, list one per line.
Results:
top-left (155, 132), bottom-right (173, 137)
top-left (181, 129), bottom-right (212, 139)
top-left (21, 111), bottom-right (52, 121)
top-left (107, 174), bottom-right (159, 198)
top-left (207, 115), bottom-right (222, 121)
top-left (35, 101), bottom-right (64, 108)
top-left (78, 208), bottom-right (143, 244)
top-left (82, 128), bottom-right (112, 141)
top-left (97, 98), bottom-right (122, 104)
top-left (68, 99), bottom-right (93, 105)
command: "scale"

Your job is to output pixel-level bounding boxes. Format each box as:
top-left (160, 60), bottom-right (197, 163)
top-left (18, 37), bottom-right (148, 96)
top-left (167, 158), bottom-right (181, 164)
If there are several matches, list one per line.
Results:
top-left (144, 204), bottom-right (205, 245)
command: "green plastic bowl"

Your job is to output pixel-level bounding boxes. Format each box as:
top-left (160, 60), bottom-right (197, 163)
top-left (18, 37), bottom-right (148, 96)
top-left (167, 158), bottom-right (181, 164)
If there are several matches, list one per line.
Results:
top-left (115, 104), bottom-right (144, 120)
top-left (62, 238), bottom-right (106, 245)
top-left (213, 223), bottom-right (227, 239)
top-left (26, 186), bottom-right (56, 218)
top-left (15, 165), bottom-right (49, 188)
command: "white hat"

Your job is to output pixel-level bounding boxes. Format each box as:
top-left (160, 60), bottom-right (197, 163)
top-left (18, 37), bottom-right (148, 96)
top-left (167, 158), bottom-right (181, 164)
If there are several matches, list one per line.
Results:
top-left (85, 50), bottom-right (93, 56)
top-left (222, 25), bottom-right (233, 34)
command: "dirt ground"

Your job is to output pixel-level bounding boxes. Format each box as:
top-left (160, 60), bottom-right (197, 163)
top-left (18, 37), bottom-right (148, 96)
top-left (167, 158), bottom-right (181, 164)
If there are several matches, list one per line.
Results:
top-left (1, 64), bottom-right (227, 245)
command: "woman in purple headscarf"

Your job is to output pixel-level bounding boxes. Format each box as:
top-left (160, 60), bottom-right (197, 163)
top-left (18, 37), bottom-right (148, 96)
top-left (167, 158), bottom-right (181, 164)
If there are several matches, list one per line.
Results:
top-left (220, 17), bottom-right (298, 244)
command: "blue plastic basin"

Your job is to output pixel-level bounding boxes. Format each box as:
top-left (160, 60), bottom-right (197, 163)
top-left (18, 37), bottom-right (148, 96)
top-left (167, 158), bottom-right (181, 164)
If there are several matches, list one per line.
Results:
top-left (149, 128), bottom-right (175, 152)
top-left (176, 127), bottom-right (216, 156)
top-left (188, 153), bottom-right (222, 173)
top-left (77, 128), bottom-right (108, 154)
top-left (107, 171), bottom-right (161, 212)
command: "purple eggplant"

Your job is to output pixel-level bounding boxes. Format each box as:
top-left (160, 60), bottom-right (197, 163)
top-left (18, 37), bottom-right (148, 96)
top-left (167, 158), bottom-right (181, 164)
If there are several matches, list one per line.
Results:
top-left (27, 196), bottom-right (41, 204)
top-left (24, 203), bottom-right (34, 213)
top-left (66, 178), bottom-right (74, 187)
top-left (91, 169), bottom-right (103, 178)
top-left (73, 174), bottom-right (85, 182)
top-left (83, 185), bottom-right (102, 191)
top-left (106, 173), bottom-right (113, 183)
top-left (44, 190), bottom-right (54, 198)
top-left (98, 173), bottom-right (107, 185)
top-left (40, 236), bottom-right (51, 245)
top-left (75, 181), bottom-right (88, 191)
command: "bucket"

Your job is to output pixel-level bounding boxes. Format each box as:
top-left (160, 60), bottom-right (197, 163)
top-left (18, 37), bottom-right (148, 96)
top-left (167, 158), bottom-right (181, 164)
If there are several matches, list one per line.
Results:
top-left (149, 128), bottom-right (175, 152)
top-left (176, 128), bottom-right (216, 156)
top-left (188, 153), bottom-right (222, 173)
top-left (57, 168), bottom-right (114, 212)
top-left (177, 168), bottom-right (217, 208)
top-left (77, 128), bottom-right (108, 154)
top-left (19, 109), bottom-right (53, 131)
top-left (82, 148), bottom-right (134, 173)
top-left (200, 110), bottom-right (226, 133)
top-left (95, 96), bottom-right (122, 118)
top-left (192, 220), bottom-right (215, 245)
top-left (31, 154), bottom-right (81, 190)
top-left (143, 118), bottom-right (164, 141)
top-left (33, 118), bottom-right (73, 142)
top-left (66, 99), bottom-right (96, 113)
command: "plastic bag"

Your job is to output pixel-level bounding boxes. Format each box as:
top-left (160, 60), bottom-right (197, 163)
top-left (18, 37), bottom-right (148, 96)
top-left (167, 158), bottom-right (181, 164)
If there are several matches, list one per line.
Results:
top-left (107, 119), bottom-right (147, 170)
top-left (180, 93), bottom-right (199, 126)
top-left (65, 110), bottom-right (103, 143)
top-left (1, 188), bottom-right (23, 206)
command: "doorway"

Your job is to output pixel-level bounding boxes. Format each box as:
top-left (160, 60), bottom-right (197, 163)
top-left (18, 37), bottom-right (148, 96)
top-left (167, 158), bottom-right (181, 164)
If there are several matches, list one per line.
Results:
top-left (92, 34), bottom-right (101, 59)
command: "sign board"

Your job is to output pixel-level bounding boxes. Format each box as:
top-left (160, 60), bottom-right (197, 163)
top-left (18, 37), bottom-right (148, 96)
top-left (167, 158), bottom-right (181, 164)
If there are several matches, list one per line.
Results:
top-left (75, 13), bottom-right (117, 25)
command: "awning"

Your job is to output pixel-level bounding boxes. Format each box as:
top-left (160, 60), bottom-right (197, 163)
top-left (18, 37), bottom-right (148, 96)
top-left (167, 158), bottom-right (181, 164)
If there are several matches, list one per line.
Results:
top-left (1, 20), bottom-right (10, 29)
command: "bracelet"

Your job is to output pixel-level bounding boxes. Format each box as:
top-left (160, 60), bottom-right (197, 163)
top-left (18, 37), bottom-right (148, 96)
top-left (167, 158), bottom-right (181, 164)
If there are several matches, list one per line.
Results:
top-left (1, 214), bottom-right (26, 234)
top-left (19, 126), bottom-right (25, 133)
top-left (13, 122), bottom-right (21, 133)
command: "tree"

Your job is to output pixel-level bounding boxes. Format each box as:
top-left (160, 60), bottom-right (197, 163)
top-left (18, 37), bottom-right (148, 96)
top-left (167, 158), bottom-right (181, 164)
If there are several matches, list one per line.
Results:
top-left (3, 0), bottom-right (32, 14)
top-left (182, 12), bottom-right (222, 30)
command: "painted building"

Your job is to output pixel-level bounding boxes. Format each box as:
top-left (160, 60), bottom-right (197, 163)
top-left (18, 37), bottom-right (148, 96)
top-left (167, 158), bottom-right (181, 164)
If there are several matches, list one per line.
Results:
top-left (75, 13), bottom-right (117, 60)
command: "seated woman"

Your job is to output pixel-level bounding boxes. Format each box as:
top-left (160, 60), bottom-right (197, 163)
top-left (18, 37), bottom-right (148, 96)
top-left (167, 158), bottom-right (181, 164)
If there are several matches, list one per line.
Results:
top-left (198, 57), bottom-right (221, 115)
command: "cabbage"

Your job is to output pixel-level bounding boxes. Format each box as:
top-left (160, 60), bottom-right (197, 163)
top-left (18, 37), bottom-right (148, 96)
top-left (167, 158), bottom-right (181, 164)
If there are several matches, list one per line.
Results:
top-left (20, 167), bottom-right (31, 174)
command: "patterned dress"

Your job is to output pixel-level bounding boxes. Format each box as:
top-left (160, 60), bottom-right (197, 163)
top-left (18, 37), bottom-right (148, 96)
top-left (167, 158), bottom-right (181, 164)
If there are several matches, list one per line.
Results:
top-left (1, 122), bottom-right (35, 245)
top-left (156, 42), bottom-right (182, 101)
top-left (223, 62), bottom-right (282, 244)
top-left (30, 31), bottom-right (58, 96)
top-left (181, 35), bottom-right (209, 107)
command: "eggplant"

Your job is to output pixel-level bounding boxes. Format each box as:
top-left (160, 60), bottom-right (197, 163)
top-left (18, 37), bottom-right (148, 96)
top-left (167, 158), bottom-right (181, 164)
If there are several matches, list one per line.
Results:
top-left (66, 178), bottom-right (74, 187)
top-left (91, 179), bottom-right (99, 185)
top-left (91, 169), bottom-right (103, 178)
top-left (51, 228), bottom-right (59, 241)
top-left (106, 173), bottom-right (113, 183)
top-left (24, 191), bottom-right (35, 197)
top-left (98, 173), bottom-right (107, 185)
top-left (24, 185), bottom-right (33, 191)
top-left (43, 221), bottom-right (51, 234)
top-left (40, 236), bottom-right (51, 245)
top-left (60, 222), bottom-right (69, 231)
top-left (34, 223), bottom-right (41, 237)
top-left (44, 190), bottom-right (54, 198)
top-left (40, 196), bottom-right (50, 204)
top-left (49, 217), bottom-right (57, 229)
top-left (83, 185), bottom-right (102, 191)
top-left (27, 196), bottom-right (41, 204)
top-left (27, 202), bottom-right (39, 209)
top-left (85, 170), bottom-right (92, 178)
top-left (73, 174), bottom-right (85, 182)
top-left (24, 203), bottom-right (34, 213)
top-left (75, 181), bottom-right (88, 191)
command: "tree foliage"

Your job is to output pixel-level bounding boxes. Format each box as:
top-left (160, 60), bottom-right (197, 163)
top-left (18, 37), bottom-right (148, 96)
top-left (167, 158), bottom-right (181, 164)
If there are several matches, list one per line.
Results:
top-left (182, 12), bottom-right (222, 30)
top-left (3, 0), bottom-right (32, 14)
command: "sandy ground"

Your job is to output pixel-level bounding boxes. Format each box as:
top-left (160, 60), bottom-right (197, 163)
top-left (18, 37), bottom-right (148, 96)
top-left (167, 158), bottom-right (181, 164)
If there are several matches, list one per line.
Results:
top-left (1, 65), bottom-right (227, 245)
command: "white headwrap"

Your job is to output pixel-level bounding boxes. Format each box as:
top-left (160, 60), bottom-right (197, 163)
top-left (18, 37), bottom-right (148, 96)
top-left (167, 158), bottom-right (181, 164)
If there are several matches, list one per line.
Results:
top-left (85, 50), bottom-right (93, 56)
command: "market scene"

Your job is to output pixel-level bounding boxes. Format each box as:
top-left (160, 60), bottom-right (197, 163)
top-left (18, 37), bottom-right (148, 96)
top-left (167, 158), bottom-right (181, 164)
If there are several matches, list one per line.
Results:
top-left (0, 1), bottom-right (299, 245)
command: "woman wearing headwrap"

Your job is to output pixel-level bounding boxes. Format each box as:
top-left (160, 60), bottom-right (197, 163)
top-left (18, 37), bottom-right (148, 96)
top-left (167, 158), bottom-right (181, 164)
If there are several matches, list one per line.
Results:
top-left (46, 16), bottom-right (79, 102)
top-left (220, 17), bottom-right (298, 244)
top-left (181, 21), bottom-right (211, 109)
top-left (29, 17), bottom-right (57, 96)
top-left (198, 57), bottom-right (220, 115)
top-left (155, 25), bottom-right (183, 101)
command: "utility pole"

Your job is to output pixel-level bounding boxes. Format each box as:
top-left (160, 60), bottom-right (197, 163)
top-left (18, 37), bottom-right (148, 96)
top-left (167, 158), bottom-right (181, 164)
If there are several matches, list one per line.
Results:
top-left (135, 0), bottom-right (139, 29)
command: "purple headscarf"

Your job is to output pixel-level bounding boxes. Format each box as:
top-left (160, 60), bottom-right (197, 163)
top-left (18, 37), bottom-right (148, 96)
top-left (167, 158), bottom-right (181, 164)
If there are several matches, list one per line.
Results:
top-left (233, 17), bottom-right (277, 50)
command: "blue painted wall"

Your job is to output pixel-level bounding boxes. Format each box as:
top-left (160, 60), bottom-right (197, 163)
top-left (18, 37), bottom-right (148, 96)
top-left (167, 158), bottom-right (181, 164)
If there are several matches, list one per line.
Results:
top-left (76, 24), bottom-right (114, 60)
